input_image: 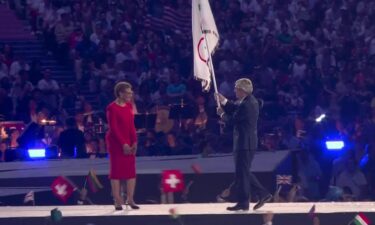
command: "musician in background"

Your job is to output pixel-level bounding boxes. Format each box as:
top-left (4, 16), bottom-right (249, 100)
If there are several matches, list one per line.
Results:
top-left (0, 140), bottom-right (7, 162)
top-left (57, 117), bottom-right (86, 158)
top-left (80, 101), bottom-right (107, 156)
top-left (75, 112), bottom-right (85, 132)
top-left (9, 128), bottom-right (20, 149)
top-left (82, 101), bottom-right (96, 126)
top-left (17, 110), bottom-right (46, 149)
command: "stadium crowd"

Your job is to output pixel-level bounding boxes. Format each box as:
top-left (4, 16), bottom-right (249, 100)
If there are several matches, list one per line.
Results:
top-left (0, 0), bottom-right (375, 201)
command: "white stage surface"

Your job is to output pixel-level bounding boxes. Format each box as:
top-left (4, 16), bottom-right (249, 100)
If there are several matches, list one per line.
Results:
top-left (2, 202), bottom-right (375, 225)
top-left (1, 202), bottom-right (375, 218)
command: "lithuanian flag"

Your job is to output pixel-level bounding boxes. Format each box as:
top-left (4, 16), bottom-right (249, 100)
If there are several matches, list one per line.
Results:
top-left (87, 169), bottom-right (103, 193)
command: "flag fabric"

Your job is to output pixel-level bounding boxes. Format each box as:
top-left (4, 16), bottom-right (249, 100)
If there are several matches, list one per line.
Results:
top-left (308, 204), bottom-right (316, 218)
top-left (144, 6), bottom-right (191, 33)
top-left (191, 163), bottom-right (202, 174)
top-left (276, 175), bottom-right (292, 185)
top-left (353, 213), bottom-right (370, 225)
top-left (181, 180), bottom-right (194, 201)
top-left (192, 0), bottom-right (219, 92)
top-left (162, 170), bottom-right (185, 193)
top-left (86, 169), bottom-right (103, 193)
top-left (169, 207), bottom-right (179, 219)
top-left (51, 176), bottom-right (75, 203)
top-left (24, 191), bottom-right (34, 204)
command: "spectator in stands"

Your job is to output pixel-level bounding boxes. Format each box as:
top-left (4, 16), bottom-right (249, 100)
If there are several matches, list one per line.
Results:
top-left (37, 69), bottom-right (59, 91)
top-left (0, 87), bottom-right (13, 120)
top-left (17, 98), bottom-right (38, 124)
top-left (10, 70), bottom-right (33, 115)
top-left (54, 12), bottom-right (73, 64)
top-left (0, 44), bottom-right (14, 68)
top-left (9, 56), bottom-right (30, 79)
top-left (361, 143), bottom-right (375, 199)
top-left (336, 158), bottom-right (367, 200)
top-left (166, 71), bottom-right (186, 103)
top-left (297, 149), bottom-right (322, 200)
top-left (37, 69), bottom-right (59, 109)
top-left (0, 62), bottom-right (8, 80)
top-left (28, 59), bottom-right (43, 86)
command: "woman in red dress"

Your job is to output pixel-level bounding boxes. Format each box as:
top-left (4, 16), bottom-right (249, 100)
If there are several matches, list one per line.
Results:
top-left (106, 81), bottom-right (139, 210)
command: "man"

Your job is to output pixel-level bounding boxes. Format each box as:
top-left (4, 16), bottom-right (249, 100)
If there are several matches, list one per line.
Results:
top-left (57, 117), bottom-right (86, 158)
top-left (17, 110), bottom-right (46, 150)
top-left (216, 78), bottom-right (272, 211)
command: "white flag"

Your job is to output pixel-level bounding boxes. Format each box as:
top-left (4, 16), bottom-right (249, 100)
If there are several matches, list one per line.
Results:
top-left (24, 191), bottom-right (34, 204)
top-left (192, 0), bottom-right (219, 91)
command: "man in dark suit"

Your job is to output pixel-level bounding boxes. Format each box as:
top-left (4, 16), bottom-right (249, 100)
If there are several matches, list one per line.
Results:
top-left (57, 117), bottom-right (86, 158)
top-left (216, 78), bottom-right (272, 211)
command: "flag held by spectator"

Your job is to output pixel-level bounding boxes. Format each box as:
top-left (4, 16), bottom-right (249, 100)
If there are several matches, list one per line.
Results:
top-left (51, 176), bottom-right (75, 203)
top-left (169, 207), bottom-right (179, 219)
top-left (162, 170), bottom-right (185, 193)
top-left (192, 0), bottom-right (219, 91)
top-left (276, 175), bottom-right (292, 185)
top-left (308, 204), bottom-right (316, 218)
top-left (86, 169), bottom-right (103, 193)
top-left (353, 213), bottom-right (370, 225)
top-left (191, 163), bottom-right (202, 174)
top-left (24, 191), bottom-right (34, 204)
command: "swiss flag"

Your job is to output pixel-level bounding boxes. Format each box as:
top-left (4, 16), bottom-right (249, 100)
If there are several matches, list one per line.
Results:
top-left (51, 176), bottom-right (75, 203)
top-left (162, 170), bottom-right (185, 193)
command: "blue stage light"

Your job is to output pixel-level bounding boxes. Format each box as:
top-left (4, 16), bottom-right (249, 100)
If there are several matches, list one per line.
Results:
top-left (28, 148), bottom-right (46, 158)
top-left (325, 141), bottom-right (345, 150)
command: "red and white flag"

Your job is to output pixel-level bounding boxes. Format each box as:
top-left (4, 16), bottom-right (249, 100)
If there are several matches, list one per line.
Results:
top-left (51, 176), bottom-right (75, 203)
top-left (192, 0), bottom-right (219, 92)
top-left (162, 170), bottom-right (185, 193)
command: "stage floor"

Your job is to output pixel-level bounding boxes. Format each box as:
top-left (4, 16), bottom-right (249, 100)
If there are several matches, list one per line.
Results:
top-left (1, 202), bottom-right (375, 225)
top-left (0, 152), bottom-right (293, 205)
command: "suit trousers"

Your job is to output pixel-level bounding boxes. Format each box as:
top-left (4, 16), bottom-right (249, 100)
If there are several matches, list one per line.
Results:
top-left (234, 149), bottom-right (268, 205)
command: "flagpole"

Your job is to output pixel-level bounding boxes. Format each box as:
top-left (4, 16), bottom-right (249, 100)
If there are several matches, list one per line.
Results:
top-left (200, 25), bottom-right (220, 107)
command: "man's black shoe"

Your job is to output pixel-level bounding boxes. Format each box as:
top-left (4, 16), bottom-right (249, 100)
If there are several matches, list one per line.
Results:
top-left (253, 194), bottom-right (272, 210)
top-left (226, 203), bottom-right (249, 211)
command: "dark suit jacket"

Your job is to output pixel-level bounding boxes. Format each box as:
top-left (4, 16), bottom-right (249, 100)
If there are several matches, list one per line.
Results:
top-left (222, 95), bottom-right (259, 151)
top-left (17, 122), bottom-right (45, 148)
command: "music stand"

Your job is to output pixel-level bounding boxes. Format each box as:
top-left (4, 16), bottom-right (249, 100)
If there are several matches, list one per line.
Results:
top-left (169, 104), bottom-right (194, 120)
top-left (134, 113), bottom-right (157, 132)
top-left (169, 104), bottom-right (195, 129)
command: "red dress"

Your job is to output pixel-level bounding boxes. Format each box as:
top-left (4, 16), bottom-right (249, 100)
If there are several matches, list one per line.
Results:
top-left (106, 101), bottom-right (137, 179)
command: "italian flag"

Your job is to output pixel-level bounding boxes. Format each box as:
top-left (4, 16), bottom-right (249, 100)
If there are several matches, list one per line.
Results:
top-left (353, 213), bottom-right (370, 225)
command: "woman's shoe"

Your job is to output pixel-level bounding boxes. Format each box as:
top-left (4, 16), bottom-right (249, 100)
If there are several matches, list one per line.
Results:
top-left (115, 205), bottom-right (123, 211)
top-left (126, 202), bottom-right (140, 210)
top-left (114, 199), bottom-right (123, 211)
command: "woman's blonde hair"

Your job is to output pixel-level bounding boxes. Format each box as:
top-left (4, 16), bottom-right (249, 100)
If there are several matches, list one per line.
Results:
top-left (114, 81), bottom-right (132, 98)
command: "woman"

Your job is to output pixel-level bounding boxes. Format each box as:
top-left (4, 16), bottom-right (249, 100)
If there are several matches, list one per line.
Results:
top-left (106, 82), bottom-right (139, 210)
